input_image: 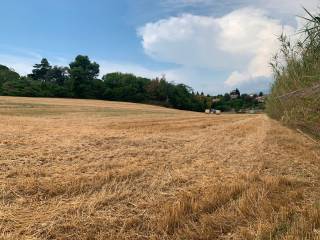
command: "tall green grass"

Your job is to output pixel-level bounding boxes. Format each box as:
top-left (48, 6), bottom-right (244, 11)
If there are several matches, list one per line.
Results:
top-left (267, 8), bottom-right (320, 139)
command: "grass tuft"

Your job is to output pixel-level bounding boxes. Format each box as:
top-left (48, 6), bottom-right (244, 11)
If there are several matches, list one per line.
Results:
top-left (267, 8), bottom-right (320, 140)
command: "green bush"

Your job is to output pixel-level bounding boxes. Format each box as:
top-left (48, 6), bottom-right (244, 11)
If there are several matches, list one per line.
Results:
top-left (0, 65), bottom-right (20, 94)
top-left (2, 77), bottom-right (42, 97)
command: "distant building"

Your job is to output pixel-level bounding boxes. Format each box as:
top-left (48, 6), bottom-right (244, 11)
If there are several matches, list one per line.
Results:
top-left (230, 89), bottom-right (240, 99)
top-left (256, 96), bottom-right (265, 103)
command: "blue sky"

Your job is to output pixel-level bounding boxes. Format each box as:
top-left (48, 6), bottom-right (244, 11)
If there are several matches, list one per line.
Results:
top-left (0, 0), bottom-right (318, 94)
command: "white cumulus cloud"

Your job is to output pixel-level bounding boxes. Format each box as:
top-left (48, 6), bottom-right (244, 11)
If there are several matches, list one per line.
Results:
top-left (138, 7), bottom-right (296, 87)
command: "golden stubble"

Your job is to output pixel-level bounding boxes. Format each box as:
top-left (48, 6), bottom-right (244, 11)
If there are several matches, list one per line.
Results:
top-left (0, 96), bottom-right (319, 240)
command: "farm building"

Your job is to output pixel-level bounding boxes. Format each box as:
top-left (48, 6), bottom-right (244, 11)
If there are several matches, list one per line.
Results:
top-left (230, 89), bottom-right (240, 99)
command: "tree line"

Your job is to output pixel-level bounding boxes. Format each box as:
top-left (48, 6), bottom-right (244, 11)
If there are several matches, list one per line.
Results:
top-left (212, 90), bottom-right (265, 112)
top-left (0, 55), bottom-right (212, 112)
top-left (0, 55), bottom-right (265, 112)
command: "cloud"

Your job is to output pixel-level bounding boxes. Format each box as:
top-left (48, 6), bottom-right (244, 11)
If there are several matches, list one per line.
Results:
top-left (138, 14), bottom-right (222, 69)
top-left (2, 0), bottom-right (318, 94)
top-left (138, 7), bottom-right (297, 88)
top-left (216, 7), bottom-right (296, 86)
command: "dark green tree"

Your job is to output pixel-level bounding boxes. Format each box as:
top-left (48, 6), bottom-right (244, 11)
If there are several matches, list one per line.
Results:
top-left (2, 77), bottom-right (42, 97)
top-left (102, 72), bottom-right (149, 102)
top-left (145, 77), bottom-right (169, 103)
top-left (47, 66), bottom-right (69, 86)
top-left (1, 55), bottom-right (266, 113)
top-left (69, 55), bottom-right (100, 98)
top-left (0, 65), bottom-right (20, 94)
top-left (29, 58), bottom-right (52, 81)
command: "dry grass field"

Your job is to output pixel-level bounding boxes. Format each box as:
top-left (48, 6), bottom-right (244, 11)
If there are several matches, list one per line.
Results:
top-left (0, 96), bottom-right (320, 240)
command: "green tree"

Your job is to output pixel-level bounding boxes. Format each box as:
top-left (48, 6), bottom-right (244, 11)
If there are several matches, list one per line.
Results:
top-left (0, 56), bottom-right (224, 113)
top-left (29, 58), bottom-right (52, 81)
top-left (145, 77), bottom-right (169, 103)
top-left (47, 66), bottom-right (69, 86)
top-left (102, 72), bottom-right (149, 102)
top-left (69, 55), bottom-right (100, 98)
top-left (0, 65), bottom-right (20, 94)
top-left (2, 77), bottom-right (42, 97)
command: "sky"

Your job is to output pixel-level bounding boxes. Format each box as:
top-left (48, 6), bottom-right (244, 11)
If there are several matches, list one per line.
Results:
top-left (0, 0), bottom-right (319, 94)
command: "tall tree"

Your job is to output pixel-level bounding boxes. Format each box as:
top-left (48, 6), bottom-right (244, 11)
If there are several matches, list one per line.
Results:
top-left (29, 58), bottom-right (52, 81)
top-left (69, 55), bottom-right (100, 98)
top-left (145, 77), bottom-right (169, 102)
top-left (47, 66), bottom-right (69, 86)
top-left (102, 72), bottom-right (149, 102)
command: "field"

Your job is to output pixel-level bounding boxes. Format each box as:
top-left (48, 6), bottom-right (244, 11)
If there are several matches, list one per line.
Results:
top-left (0, 97), bottom-right (320, 240)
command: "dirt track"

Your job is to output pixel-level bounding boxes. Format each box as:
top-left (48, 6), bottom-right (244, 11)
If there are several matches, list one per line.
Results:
top-left (0, 97), bottom-right (319, 239)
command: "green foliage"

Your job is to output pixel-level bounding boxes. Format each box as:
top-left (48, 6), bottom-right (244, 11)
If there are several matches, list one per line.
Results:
top-left (2, 77), bottom-right (42, 97)
top-left (0, 56), bottom-right (212, 112)
top-left (69, 55), bottom-right (100, 98)
top-left (102, 72), bottom-right (149, 102)
top-left (213, 92), bottom-right (263, 112)
top-left (47, 66), bottom-right (69, 86)
top-left (266, 8), bottom-right (320, 139)
top-left (0, 65), bottom-right (20, 94)
top-left (28, 58), bottom-right (52, 81)
top-left (102, 73), bottom-right (211, 111)
top-left (0, 55), bottom-right (264, 113)
top-left (28, 58), bottom-right (69, 89)
top-left (145, 77), bottom-right (170, 102)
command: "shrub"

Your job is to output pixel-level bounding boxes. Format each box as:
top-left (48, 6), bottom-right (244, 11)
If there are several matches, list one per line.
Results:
top-left (267, 8), bottom-right (320, 139)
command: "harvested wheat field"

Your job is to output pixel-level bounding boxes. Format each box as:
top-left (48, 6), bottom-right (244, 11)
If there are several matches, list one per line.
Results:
top-left (0, 96), bottom-right (320, 240)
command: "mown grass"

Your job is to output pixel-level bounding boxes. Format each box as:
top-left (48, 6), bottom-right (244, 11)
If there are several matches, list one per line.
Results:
top-left (0, 99), bottom-right (175, 117)
top-left (157, 174), bottom-right (320, 240)
top-left (266, 8), bottom-right (320, 140)
top-left (1, 97), bottom-right (320, 239)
